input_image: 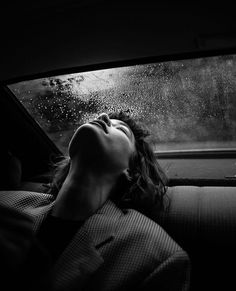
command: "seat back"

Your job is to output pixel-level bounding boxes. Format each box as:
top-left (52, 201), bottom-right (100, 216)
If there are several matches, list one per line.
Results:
top-left (159, 186), bottom-right (236, 291)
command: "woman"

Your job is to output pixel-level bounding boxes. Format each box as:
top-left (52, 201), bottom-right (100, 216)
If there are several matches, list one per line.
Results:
top-left (0, 111), bottom-right (190, 290)
top-left (38, 111), bottom-right (190, 290)
top-left (49, 111), bottom-right (168, 220)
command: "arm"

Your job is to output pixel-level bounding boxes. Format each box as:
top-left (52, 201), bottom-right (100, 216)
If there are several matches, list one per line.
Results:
top-left (0, 204), bottom-right (52, 291)
top-left (140, 250), bottom-right (191, 291)
top-left (0, 204), bottom-right (34, 269)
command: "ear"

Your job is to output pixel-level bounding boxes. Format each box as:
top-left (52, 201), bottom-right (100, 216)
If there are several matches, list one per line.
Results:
top-left (122, 168), bottom-right (132, 182)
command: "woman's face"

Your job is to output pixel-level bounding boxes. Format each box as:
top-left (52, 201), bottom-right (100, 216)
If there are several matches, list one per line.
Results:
top-left (69, 113), bottom-right (136, 174)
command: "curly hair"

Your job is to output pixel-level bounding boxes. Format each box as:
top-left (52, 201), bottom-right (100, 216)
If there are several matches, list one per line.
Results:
top-left (47, 111), bottom-right (169, 219)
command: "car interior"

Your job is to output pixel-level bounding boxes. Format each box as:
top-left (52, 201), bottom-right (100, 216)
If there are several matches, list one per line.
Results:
top-left (1, 1), bottom-right (236, 290)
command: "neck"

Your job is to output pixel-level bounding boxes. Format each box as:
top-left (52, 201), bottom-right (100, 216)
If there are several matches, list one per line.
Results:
top-left (51, 164), bottom-right (118, 221)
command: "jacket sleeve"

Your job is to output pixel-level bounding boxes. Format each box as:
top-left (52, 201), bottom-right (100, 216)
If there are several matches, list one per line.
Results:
top-left (0, 203), bottom-right (34, 269)
top-left (139, 250), bottom-right (191, 291)
top-left (0, 204), bottom-right (52, 291)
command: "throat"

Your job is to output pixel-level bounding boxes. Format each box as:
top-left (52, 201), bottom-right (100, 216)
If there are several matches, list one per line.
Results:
top-left (51, 173), bottom-right (114, 221)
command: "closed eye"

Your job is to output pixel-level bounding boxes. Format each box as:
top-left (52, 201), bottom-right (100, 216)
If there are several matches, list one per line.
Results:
top-left (117, 126), bottom-right (129, 136)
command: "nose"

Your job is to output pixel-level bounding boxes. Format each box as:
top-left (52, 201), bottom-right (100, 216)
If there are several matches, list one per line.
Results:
top-left (98, 113), bottom-right (111, 126)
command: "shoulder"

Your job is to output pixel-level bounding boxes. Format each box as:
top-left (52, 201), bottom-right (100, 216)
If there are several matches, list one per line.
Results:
top-left (100, 201), bottom-right (188, 260)
top-left (86, 201), bottom-right (190, 291)
top-left (0, 190), bottom-right (54, 224)
top-left (121, 208), bottom-right (182, 252)
top-left (0, 190), bottom-right (54, 208)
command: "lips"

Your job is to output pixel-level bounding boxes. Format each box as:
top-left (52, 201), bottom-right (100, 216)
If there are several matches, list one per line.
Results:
top-left (89, 120), bottom-right (108, 133)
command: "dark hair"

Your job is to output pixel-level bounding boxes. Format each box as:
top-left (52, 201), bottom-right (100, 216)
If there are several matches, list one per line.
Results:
top-left (47, 111), bottom-right (169, 218)
top-left (108, 111), bottom-right (168, 217)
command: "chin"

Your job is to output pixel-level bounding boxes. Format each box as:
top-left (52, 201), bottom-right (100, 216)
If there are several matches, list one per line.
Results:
top-left (69, 124), bottom-right (107, 159)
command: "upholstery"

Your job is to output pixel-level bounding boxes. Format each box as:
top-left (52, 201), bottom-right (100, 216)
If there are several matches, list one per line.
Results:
top-left (159, 186), bottom-right (236, 291)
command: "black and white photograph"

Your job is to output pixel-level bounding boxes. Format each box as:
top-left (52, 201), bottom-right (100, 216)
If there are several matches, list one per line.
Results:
top-left (1, 1), bottom-right (236, 290)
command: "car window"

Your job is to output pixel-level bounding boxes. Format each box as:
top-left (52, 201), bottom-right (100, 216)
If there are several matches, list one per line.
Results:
top-left (8, 54), bottom-right (236, 155)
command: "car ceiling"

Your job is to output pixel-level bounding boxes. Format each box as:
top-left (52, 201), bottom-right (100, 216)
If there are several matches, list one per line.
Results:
top-left (1, 0), bottom-right (236, 82)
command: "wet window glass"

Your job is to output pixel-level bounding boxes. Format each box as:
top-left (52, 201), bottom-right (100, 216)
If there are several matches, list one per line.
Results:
top-left (8, 54), bottom-right (236, 154)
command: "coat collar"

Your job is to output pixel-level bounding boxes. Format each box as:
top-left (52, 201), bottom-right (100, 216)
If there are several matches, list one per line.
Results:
top-left (84, 200), bottom-right (121, 247)
top-left (20, 194), bottom-right (122, 291)
top-left (51, 200), bottom-right (122, 291)
top-left (0, 191), bottom-right (124, 290)
top-left (35, 199), bottom-right (120, 247)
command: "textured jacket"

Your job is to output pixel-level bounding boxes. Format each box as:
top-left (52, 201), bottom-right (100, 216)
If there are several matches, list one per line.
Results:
top-left (0, 190), bottom-right (190, 291)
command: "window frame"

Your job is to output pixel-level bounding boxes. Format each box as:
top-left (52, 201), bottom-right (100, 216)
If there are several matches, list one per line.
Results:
top-left (2, 47), bottom-right (236, 185)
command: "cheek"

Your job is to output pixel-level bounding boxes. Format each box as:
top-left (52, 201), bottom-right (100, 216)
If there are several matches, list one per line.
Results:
top-left (109, 136), bottom-right (134, 163)
top-left (119, 140), bottom-right (134, 157)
